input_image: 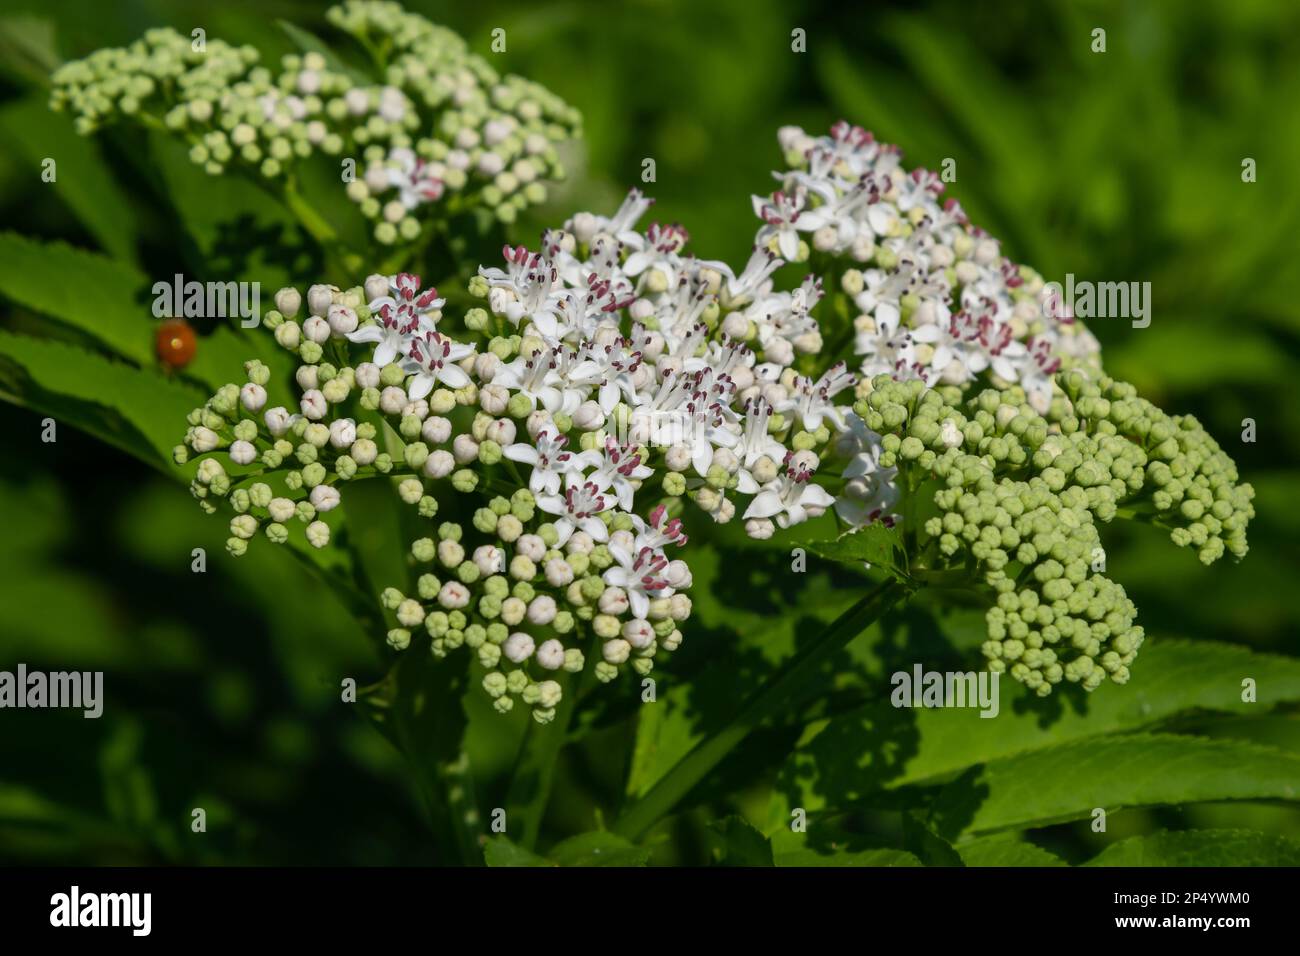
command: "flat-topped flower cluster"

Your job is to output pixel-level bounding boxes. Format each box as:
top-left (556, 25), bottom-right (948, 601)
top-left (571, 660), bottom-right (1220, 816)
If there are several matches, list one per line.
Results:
top-left (50, 1), bottom-right (580, 240)
top-left (174, 120), bottom-right (1254, 705)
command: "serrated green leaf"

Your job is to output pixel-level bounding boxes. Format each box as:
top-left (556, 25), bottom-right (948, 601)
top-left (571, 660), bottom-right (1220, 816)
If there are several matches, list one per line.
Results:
top-left (0, 232), bottom-right (151, 364)
top-left (930, 734), bottom-right (1300, 840)
top-left (1085, 829), bottom-right (1300, 867)
top-left (775, 639), bottom-right (1300, 820)
top-left (807, 522), bottom-right (906, 580)
top-left (957, 837), bottom-right (1066, 867)
top-left (710, 816), bottom-right (774, 866)
top-left (0, 330), bottom-right (203, 462)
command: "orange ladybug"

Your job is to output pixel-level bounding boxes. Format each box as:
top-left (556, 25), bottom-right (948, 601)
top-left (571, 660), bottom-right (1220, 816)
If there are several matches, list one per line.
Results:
top-left (156, 318), bottom-right (197, 369)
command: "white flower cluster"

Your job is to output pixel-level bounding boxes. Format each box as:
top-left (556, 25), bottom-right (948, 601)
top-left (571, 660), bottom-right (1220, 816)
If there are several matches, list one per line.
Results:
top-left (461, 189), bottom-right (871, 540)
top-left (760, 122), bottom-right (1102, 414)
top-left (50, 1), bottom-right (580, 241)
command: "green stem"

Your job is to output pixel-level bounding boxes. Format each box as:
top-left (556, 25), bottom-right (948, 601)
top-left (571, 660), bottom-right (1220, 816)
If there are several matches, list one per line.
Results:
top-left (506, 630), bottom-right (599, 849)
top-left (611, 578), bottom-right (911, 841)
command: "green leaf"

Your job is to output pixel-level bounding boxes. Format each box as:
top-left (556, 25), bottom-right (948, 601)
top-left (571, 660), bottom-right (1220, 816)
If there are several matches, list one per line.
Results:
top-left (1085, 829), bottom-right (1300, 867)
top-left (625, 546), bottom-right (861, 799)
top-left (0, 95), bottom-right (138, 263)
top-left (807, 522), bottom-right (907, 580)
top-left (0, 232), bottom-right (152, 364)
top-left (957, 837), bottom-right (1066, 867)
top-left (485, 831), bottom-right (650, 867)
top-left (483, 836), bottom-right (550, 867)
top-left (548, 831), bottom-right (651, 867)
top-left (710, 816), bottom-right (774, 866)
top-left (0, 330), bottom-right (203, 463)
top-left (902, 810), bottom-right (963, 867)
top-left (775, 639), bottom-right (1300, 819)
top-left (771, 826), bottom-right (921, 867)
top-left (930, 734), bottom-right (1300, 840)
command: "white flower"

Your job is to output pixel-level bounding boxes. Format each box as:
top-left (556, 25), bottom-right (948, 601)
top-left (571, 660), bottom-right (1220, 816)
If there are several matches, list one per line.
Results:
top-left (743, 453), bottom-right (836, 529)
top-left (503, 428), bottom-right (590, 497)
top-left (384, 147), bottom-right (444, 209)
top-left (536, 481), bottom-right (612, 547)
top-left (402, 331), bottom-right (473, 400)
top-left (602, 542), bottom-right (673, 620)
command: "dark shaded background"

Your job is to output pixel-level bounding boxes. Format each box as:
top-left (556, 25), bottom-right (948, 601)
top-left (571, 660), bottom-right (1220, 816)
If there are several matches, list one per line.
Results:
top-left (0, 0), bottom-right (1297, 864)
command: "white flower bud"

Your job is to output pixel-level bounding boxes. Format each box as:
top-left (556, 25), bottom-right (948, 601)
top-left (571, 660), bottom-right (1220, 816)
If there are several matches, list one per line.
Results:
top-left (355, 362), bottom-right (381, 389)
top-left (516, 534), bottom-right (546, 562)
top-left (527, 595), bottom-right (557, 625)
top-left (329, 418), bottom-right (357, 448)
top-left (395, 479), bottom-right (422, 505)
top-left (601, 639), bottom-right (631, 665)
top-left (300, 389), bottom-right (327, 420)
top-left (485, 419), bottom-right (515, 446)
top-left (296, 365), bottom-right (319, 391)
top-left (573, 401), bottom-right (605, 431)
top-left (303, 315), bottom-right (331, 344)
top-left (473, 545), bottom-right (504, 576)
top-left (571, 211), bottom-right (597, 245)
top-left (268, 497), bottom-right (296, 522)
top-left (752, 455), bottom-right (780, 483)
top-left (421, 416), bottom-right (452, 445)
top-left (501, 597), bottom-right (526, 625)
top-left (566, 531), bottom-right (594, 555)
top-left (363, 274), bottom-right (390, 304)
top-left (535, 639), bottom-right (565, 670)
top-left (764, 336), bottom-right (795, 367)
top-left (240, 383), bottom-right (267, 412)
top-left (526, 410), bottom-right (553, 439)
top-left (307, 284), bottom-right (334, 317)
top-left (191, 426), bottom-right (221, 452)
top-left (274, 322), bottom-right (300, 349)
top-left (544, 557), bottom-right (574, 587)
top-left (670, 593), bottom-right (693, 621)
top-left (598, 587), bottom-right (629, 615)
top-left (745, 517), bottom-right (775, 540)
top-left (504, 632), bottom-right (535, 663)
top-left (628, 298), bottom-right (654, 322)
top-left (437, 582), bottom-right (470, 609)
top-left (721, 312), bottom-right (750, 340)
top-left (310, 484), bottom-right (341, 512)
top-left (350, 438), bottom-right (378, 466)
top-left (452, 434), bottom-right (479, 463)
top-left (306, 520), bottom-right (330, 548)
top-left (327, 305), bottom-right (358, 336)
top-left (623, 619), bottom-right (655, 649)
top-left (665, 444), bottom-right (692, 472)
top-left (665, 559), bottom-right (692, 588)
top-left (424, 450), bottom-right (455, 478)
top-left (479, 384), bottom-right (509, 415)
top-left (229, 440), bottom-right (256, 465)
top-left (379, 386), bottom-right (407, 415)
top-left (474, 352), bottom-right (500, 382)
top-left (402, 399), bottom-right (428, 421)
top-left (274, 287), bottom-right (301, 318)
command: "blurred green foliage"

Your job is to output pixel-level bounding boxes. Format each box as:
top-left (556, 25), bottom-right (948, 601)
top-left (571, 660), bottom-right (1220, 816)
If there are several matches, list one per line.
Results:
top-left (0, 0), bottom-right (1297, 865)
